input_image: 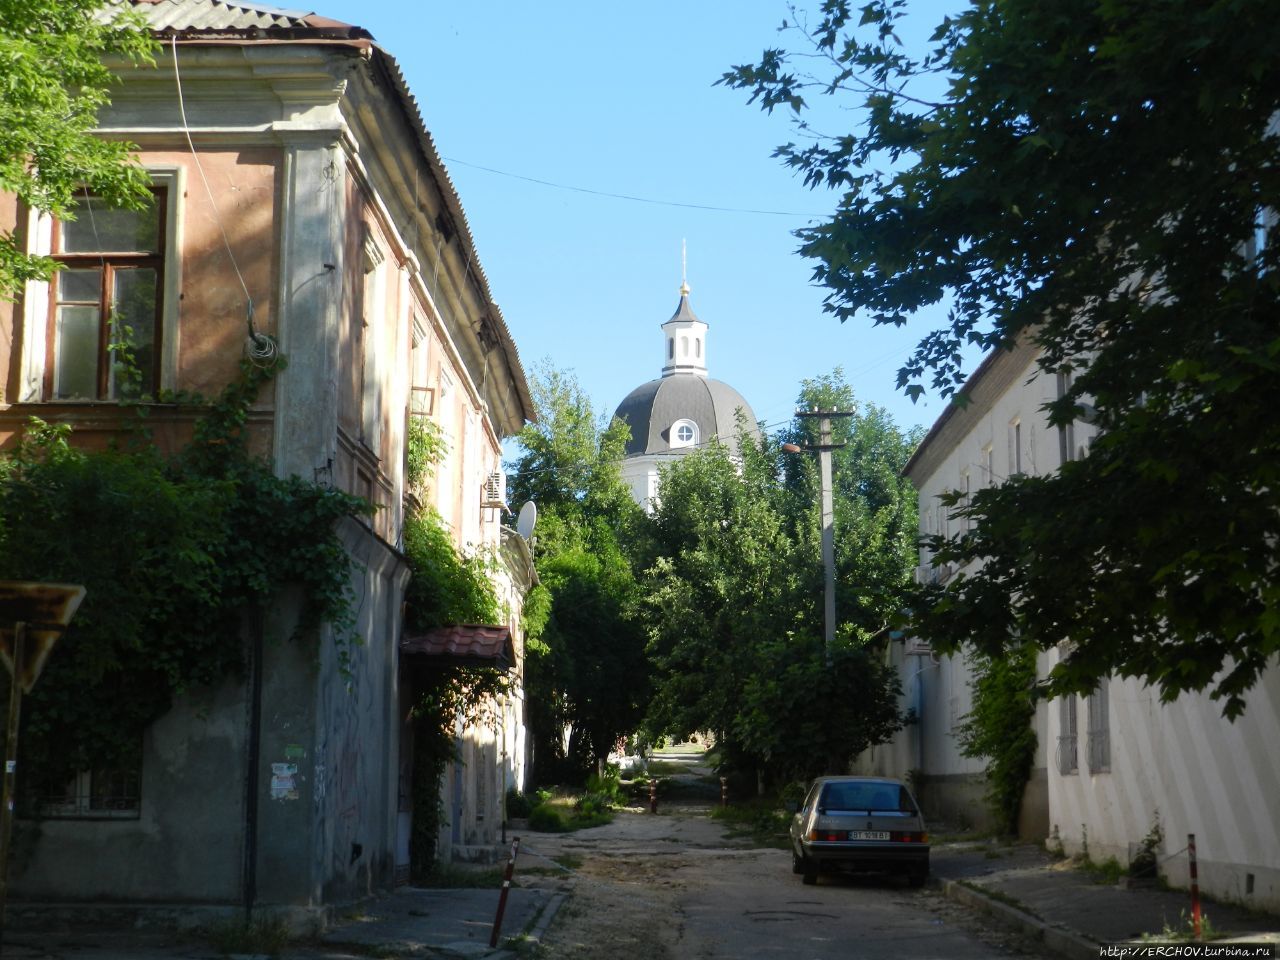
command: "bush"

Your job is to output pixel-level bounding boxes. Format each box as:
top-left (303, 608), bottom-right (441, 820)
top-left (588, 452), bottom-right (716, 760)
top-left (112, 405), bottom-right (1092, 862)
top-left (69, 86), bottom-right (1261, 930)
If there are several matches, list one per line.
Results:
top-left (528, 803), bottom-right (566, 832)
top-left (506, 789), bottom-right (535, 819)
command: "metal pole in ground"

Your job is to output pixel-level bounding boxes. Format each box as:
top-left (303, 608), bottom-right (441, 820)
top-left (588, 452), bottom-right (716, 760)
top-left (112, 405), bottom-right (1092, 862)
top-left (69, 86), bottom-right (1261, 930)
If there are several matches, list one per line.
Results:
top-left (1188, 834), bottom-right (1201, 939)
top-left (649, 778), bottom-right (658, 814)
top-left (489, 836), bottom-right (521, 949)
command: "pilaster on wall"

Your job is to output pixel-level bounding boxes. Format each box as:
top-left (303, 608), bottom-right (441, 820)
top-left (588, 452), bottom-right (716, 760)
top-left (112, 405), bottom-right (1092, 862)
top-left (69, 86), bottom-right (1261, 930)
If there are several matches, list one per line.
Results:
top-left (274, 136), bottom-right (346, 484)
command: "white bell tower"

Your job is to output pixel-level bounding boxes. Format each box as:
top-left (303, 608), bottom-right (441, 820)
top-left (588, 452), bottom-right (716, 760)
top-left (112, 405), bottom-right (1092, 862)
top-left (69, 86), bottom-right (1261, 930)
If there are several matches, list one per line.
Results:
top-left (661, 243), bottom-right (708, 378)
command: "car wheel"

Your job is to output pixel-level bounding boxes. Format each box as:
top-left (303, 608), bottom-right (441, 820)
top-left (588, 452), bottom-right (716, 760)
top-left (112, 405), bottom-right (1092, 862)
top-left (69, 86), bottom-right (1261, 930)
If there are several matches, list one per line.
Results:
top-left (791, 847), bottom-right (805, 875)
top-left (801, 861), bottom-right (818, 885)
top-left (907, 869), bottom-right (927, 888)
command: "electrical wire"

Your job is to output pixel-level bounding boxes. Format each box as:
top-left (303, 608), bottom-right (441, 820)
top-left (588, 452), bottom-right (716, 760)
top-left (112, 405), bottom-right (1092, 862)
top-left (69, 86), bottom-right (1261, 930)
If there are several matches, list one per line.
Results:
top-left (504, 414), bottom-right (802, 480)
top-left (170, 36), bottom-right (276, 365)
top-left (440, 156), bottom-right (830, 218)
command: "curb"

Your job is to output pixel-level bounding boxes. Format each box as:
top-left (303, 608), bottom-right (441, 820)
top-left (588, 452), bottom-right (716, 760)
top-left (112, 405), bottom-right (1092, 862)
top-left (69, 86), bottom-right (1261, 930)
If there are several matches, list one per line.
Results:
top-left (937, 878), bottom-right (1100, 960)
top-left (525, 891), bottom-right (566, 945)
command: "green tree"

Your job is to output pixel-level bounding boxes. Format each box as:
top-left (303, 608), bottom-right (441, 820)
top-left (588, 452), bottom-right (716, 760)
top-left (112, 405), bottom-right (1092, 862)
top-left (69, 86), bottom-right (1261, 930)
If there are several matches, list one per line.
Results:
top-left (778, 370), bottom-right (924, 639)
top-left (724, 0), bottom-right (1280, 717)
top-left (0, 0), bottom-right (156, 298)
top-left (508, 364), bottom-right (650, 780)
top-left (643, 382), bottom-right (916, 786)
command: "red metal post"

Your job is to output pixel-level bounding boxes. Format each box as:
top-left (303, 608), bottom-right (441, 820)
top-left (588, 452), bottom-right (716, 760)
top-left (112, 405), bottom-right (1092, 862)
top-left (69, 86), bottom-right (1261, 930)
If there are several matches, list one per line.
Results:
top-left (720, 776), bottom-right (728, 808)
top-left (1188, 833), bottom-right (1201, 939)
top-left (489, 836), bottom-right (521, 949)
top-left (649, 778), bottom-right (658, 814)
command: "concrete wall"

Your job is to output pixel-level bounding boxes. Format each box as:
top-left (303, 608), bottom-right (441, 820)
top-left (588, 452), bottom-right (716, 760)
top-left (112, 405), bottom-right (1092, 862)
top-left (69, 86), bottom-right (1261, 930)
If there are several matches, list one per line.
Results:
top-left (1049, 665), bottom-right (1280, 911)
top-left (304, 524), bottom-right (408, 905)
top-left (11, 675), bottom-right (248, 903)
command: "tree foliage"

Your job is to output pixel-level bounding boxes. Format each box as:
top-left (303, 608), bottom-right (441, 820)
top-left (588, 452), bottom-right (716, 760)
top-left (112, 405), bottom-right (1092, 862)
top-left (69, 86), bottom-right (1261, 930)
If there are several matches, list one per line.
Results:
top-left (0, 0), bottom-right (156, 299)
top-left (399, 436), bottom-right (508, 873)
top-left (644, 373), bottom-right (917, 786)
top-left (723, 0), bottom-right (1280, 716)
top-left (954, 643), bottom-right (1039, 834)
top-left (507, 364), bottom-right (650, 780)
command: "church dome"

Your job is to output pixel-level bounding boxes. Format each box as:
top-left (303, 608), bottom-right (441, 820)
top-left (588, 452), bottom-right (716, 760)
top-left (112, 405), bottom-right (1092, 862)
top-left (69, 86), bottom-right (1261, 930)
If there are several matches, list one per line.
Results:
top-left (613, 288), bottom-right (759, 457)
top-left (614, 375), bottom-right (759, 456)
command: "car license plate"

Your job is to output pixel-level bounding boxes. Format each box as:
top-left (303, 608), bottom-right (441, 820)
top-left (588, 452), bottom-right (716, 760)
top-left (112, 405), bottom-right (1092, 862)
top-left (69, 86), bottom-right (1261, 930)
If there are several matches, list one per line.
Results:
top-left (848, 830), bottom-right (890, 840)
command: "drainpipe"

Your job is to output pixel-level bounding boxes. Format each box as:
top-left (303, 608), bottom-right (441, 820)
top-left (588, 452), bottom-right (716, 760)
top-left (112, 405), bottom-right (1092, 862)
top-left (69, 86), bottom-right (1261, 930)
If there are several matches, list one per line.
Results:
top-left (242, 607), bottom-right (265, 921)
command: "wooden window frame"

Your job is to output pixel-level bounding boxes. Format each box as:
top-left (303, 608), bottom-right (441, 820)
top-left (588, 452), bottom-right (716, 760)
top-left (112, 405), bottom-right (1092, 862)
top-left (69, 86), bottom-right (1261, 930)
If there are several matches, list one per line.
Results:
top-left (44, 189), bottom-right (168, 401)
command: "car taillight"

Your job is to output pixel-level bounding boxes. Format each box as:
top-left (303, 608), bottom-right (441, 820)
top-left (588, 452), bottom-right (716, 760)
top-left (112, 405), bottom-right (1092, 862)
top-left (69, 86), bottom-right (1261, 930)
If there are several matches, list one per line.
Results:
top-left (808, 829), bottom-right (846, 842)
top-left (891, 831), bottom-right (929, 842)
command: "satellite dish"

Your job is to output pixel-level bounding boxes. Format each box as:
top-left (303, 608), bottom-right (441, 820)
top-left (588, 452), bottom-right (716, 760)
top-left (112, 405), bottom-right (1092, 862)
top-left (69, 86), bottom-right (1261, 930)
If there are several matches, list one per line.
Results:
top-left (516, 501), bottom-right (538, 541)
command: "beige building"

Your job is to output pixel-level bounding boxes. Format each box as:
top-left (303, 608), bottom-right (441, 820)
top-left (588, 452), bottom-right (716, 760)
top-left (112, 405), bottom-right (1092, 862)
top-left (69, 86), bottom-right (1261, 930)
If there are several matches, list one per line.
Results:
top-left (0, 0), bottom-right (534, 923)
top-left (858, 337), bottom-right (1280, 911)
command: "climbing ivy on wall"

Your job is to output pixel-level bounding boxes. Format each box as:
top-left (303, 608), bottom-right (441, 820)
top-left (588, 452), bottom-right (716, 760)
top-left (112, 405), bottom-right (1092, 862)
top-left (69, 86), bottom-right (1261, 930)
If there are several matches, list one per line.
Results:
top-left (0, 356), bottom-right (371, 803)
top-left (401, 503), bottom-right (509, 874)
top-left (955, 642), bottom-right (1040, 835)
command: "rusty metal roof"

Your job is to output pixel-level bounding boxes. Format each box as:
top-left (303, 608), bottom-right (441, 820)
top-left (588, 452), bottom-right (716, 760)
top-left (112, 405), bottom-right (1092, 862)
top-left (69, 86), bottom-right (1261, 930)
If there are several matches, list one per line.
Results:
top-left (111, 0), bottom-right (369, 38)
top-left (402, 625), bottom-right (514, 670)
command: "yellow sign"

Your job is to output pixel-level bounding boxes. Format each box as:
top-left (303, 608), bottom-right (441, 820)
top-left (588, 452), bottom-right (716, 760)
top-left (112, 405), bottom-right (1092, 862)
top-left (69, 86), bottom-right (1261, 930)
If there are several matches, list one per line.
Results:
top-left (0, 582), bottom-right (86, 693)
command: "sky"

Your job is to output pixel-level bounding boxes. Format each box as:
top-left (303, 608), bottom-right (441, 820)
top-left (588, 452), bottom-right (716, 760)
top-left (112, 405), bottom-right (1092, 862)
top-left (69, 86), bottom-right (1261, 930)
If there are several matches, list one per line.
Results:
top-left (321, 1), bottom-right (963, 437)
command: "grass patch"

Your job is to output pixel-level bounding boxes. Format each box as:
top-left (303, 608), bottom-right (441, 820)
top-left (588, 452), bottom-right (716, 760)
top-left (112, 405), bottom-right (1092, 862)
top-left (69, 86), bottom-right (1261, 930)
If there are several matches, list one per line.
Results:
top-left (204, 916), bottom-right (291, 957)
top-left (1077, 854), bottom-right (1126, 885)
top-left (710, 800), bottom-right (791, 849)
top-left (1142, 911), bottom-right (1221, 943)
top-left (957, 879), bottom-right (1043, 921)
top-left (526, 795), bottom-right (614, 833)
top-left (645, 759), bottom-right (692, 775)
top-left (418, 861), bottom-right (506, 888)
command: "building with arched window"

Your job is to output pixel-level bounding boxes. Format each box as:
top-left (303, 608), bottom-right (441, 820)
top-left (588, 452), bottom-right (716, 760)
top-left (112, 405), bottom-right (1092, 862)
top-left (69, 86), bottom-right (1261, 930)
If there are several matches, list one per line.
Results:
top-left (612, 283), bottom-right (759, 511)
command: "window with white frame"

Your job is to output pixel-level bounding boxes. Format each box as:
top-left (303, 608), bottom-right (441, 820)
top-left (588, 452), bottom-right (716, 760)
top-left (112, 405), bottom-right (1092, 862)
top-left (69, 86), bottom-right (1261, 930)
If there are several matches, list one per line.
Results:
top-left (1086, 683), bottom-right (1111, 773)
top-left (436, 370), bottom-right (456, 526)
top-left (1057, 694), bottom-right (1079, 775)
top-left (670, 418), bottom-right (698, 448)
top-left (360, 240), bottom-right (386, 452)
top-left (1009, 418), bottom-right (1023, 476)
top-left (47, 190), bottom-right (168, 401)
top-left (982, 443), bottom-right (994, 486)
top-left (1056, 370), bottom-right (1076, 465)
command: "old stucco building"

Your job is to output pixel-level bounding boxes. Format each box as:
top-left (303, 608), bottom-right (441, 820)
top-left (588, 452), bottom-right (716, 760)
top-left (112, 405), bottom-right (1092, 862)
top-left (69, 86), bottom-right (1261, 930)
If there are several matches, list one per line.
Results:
top-left (0, 0), bottom-right (535, 925)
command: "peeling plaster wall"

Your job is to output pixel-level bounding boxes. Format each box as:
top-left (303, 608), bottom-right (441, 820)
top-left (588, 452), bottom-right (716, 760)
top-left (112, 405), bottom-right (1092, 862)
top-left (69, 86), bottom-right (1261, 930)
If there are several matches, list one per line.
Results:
top-left (11, 675), bottom-right (248, 903)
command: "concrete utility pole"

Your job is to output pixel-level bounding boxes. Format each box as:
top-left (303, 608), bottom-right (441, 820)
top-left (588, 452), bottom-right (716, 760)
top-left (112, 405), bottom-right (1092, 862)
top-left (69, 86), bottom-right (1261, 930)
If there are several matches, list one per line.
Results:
top-left (787, 408), bottom-right (856, 663)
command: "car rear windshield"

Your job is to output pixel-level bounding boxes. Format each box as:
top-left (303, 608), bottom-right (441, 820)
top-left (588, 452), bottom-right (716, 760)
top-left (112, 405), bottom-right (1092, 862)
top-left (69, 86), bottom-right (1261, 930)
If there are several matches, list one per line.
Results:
top-left (820, 782), bottom-right (917, 813)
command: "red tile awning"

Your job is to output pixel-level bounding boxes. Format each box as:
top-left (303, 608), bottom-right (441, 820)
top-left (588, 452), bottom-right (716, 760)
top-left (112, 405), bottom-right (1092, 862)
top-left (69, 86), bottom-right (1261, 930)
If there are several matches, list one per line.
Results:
top-left (401, 624), bottom-right (514, 670)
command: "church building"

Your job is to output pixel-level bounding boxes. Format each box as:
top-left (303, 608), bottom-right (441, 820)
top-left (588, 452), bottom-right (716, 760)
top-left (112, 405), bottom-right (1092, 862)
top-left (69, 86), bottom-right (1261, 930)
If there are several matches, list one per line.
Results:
top-left (613, 282), bottom-right (759, 511)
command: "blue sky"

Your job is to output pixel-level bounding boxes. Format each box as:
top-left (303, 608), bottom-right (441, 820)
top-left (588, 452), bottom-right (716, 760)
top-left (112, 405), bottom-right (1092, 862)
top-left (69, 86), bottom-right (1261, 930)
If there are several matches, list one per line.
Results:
top-left (321, 1), bottom-right (964, 436)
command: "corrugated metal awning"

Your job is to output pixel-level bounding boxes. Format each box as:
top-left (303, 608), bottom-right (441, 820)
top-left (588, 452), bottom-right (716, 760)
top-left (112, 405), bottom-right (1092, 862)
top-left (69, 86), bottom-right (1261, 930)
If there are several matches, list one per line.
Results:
top-left (401, 625), bottom-right (513, 670)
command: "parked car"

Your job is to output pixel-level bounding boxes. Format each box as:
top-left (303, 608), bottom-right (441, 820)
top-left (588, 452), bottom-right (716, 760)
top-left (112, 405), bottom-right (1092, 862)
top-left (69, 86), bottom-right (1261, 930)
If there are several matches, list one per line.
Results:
top-left (789, 776), bottom-right (930, 886)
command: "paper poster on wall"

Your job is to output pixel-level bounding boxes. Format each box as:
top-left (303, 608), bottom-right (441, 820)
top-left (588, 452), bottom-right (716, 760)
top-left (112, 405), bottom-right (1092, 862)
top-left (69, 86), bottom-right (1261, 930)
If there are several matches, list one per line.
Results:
top-left (270, 762), bottom-right (299, 801)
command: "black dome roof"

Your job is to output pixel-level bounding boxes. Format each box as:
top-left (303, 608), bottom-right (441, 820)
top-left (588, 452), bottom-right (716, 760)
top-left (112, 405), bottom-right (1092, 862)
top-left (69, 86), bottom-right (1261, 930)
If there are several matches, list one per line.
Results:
top-left (613, 373), bottom-right (760, 456)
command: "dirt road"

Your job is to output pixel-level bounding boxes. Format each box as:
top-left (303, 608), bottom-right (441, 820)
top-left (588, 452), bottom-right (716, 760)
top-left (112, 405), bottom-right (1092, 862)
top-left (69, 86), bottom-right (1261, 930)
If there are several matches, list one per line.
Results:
top-left (514, 803), bottom-right (1037, 959)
